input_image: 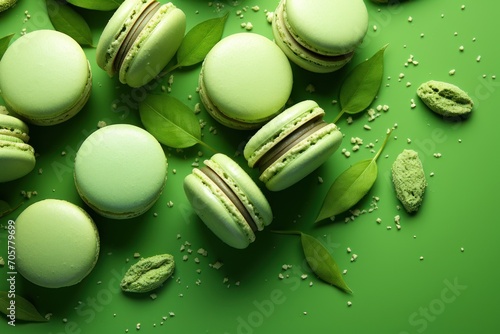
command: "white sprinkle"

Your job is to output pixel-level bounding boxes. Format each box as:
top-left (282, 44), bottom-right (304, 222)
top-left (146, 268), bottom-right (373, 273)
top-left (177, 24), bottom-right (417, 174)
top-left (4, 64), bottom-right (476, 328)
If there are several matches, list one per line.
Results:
top-left (363, 125), bottom-right (372, 130)
top-left (476, 56), bottom-right (481, 62)
top-left (342, 269), bottom-right (347, 275)
top-left (347, 301), bottom-right (352, 307)
top-left (300, 274), bottom-right (308, 280)
top-left (251, 5), bottom-right (260, 11)
top-left (347, 247), bottom-right (352, 253)
top-left (373, 25), bottom-right (378, 31)
top-left (408, 16), bottom-right (413, 22)
top-left (460, 247), bottom-right (465, 252)
top-left (376, 218), bottom-right (382, 224)
top-left (459, 45), bottom-right (464, 52)
top-left (419, 256), bottom-right (424, 261)
top-left (449, 69), bottom-right (456, 76)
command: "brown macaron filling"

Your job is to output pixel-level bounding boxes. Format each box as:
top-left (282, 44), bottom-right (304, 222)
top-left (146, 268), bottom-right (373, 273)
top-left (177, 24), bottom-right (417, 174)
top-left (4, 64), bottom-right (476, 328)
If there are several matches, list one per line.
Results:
top-left (113, 1), bottom-right (161, 73)
top-left (199, 165), bottom-right (259, 233)
top-left (254, 114), bottom-right (328, 173)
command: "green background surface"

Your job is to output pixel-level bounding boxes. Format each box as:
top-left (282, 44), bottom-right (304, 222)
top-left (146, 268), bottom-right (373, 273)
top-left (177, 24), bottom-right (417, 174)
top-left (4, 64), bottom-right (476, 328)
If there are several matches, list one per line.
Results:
top-left (1, 0), bottom-right (499, 333)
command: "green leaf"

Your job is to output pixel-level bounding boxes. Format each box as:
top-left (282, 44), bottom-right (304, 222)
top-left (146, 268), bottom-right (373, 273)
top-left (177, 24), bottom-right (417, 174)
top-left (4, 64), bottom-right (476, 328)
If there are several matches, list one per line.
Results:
top-left (66, 0), bottom-right (123, 11)
top-left (176, 13), bottom-right (229, 68)
top-left (0, 33), bottom-right (14, 60)
top-left (139, 95), bottom-right (202, 149)
top-left (316, 159), bottom-right (377, 221)
top-left (271, 230), bottom-right (352, 294)
top-left (46, 0), bottom-right (93, 47)
top-left (339, 44), bottom-right (388, 115)
top-left (316, 128), bottom-right (393, 222)
top-left (0, 291), bottom-right (48, 322)
top-left (0, 200), bottom-right (23, 218)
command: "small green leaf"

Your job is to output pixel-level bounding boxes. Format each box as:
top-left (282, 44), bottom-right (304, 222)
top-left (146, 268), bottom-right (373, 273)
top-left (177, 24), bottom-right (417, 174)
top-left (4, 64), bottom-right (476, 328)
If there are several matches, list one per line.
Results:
top-left (271, 230), bottom-right (352, 294)
top-left (339, 44), bottom-right (388, 115)
top-left (46, 0), bottom-right (93, 47)
top-left (66, 0), bottom-right (123, 11)
top-left (139, 95), bottom-right (202, 149)
top-left (316, 159), bottom-right (377, 221)
top-left (316, 128), bottom-right (393, 222)
top-left (300, 233), bottom-right (352, 294)
top-left (0, 291), bottom-right (48, 322)
top-left (0, 33), bottom-right (14, 60)
top-left (176, 13), bottom-right (229, 68)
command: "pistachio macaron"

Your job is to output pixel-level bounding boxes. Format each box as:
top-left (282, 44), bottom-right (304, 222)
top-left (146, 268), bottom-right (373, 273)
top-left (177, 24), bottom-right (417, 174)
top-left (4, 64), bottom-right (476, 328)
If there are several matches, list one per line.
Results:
top-left (272, 0), bottom-right (369, 73)
top-left (0, 30), bottom-right (92, 125)
top-left (96, 0), bottom-right (186, 87)
top-left (244, 100), bottom-right (343, 191)
top-left (74, 124), bottom-right (167, 219)
top-left (0, 0), bottom-right (17, 12)
top-left (198, 33), bottom-right (293, 130)
top-left (16, 199), bottom-right (100, 288)
top-left (0, 114), bottom-right (36, 182)
top-left (183, 153), bottom-right (273, 249)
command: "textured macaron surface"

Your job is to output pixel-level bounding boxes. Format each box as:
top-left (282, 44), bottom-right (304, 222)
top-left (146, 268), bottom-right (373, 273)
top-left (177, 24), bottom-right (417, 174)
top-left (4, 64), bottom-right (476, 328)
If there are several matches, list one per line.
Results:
top-left (201, 33), bottom-right (292, 124)
top-left (183, 153), bottom-right (272, 249)
top-left (15, 199), bottom-right (100, 288)
top-left (0, 114), bottom-right (35, 182)
top-left (244, 100), bottom-right (342, 191)
top-left (283, 0), bottom-right (368, 56)
top-left (0, 30), bottom-right (91, 124)
top-left (74, 124), bottom-right (167, 219)
top-left (96, 0), bottom-right (186, 87)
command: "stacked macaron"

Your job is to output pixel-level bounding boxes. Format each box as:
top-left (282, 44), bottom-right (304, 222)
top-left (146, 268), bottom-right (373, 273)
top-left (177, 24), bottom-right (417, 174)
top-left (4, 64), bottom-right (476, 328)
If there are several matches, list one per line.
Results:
top-left (272, 0), bottom-right (369, 73)
top-left (96, 0), bottom-right (186, 87)
top-left (184, 154), bottom-right (273, 249)
top-left (244, 100), bottom-right (343, 191)
top-left (0, 114), bottom-right (36, 182)
top-left (0, 30), bottom-right (92, 125)
top-left (198, 33), bottom-right (293, 130)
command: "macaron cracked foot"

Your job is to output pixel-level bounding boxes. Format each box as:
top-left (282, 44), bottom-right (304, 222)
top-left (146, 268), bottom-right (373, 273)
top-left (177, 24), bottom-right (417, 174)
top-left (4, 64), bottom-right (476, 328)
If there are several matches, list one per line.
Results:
top-left (183, 153), bottom-right (273, 249)
top-left (244, 100), bottom-right (343, 191)
top-left (96, 0), bottom-right (186, 87)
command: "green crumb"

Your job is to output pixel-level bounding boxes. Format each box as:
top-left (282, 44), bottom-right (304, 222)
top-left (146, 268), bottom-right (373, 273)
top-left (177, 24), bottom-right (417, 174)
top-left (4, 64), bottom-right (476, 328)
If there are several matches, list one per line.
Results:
top-left (391, 149), bottom-right (427, 213)
top-left (120, 254), bottom-right (175, 293)
top-left (416, 80), bottom-right (473, 118)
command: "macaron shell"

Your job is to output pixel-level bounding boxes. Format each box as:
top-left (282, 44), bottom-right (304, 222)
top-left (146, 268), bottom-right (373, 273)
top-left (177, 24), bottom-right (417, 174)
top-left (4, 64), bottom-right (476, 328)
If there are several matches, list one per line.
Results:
top-left (121, 3), bottom-right (186, 87)
top-left (0, 30), bottom-right (92, 125)
top-left (0, 114), bottom-right (30, 142)
top-left (0, 140), bottom-right (36, 183)
top-left (284, 0), bottom-right (368, 56)
top-left (15, 199), bottom-right (100, 288)
top-left (272, 6), bottom-right (352, 73)
top-left (201, 33), bottom-right (292, 126)
top-left (261, 124), bottom-right (343, 191)
top-left (207, 153), bottom-right (273, 230)
top-left (96, 0), bottom-right (150, 75)
top-left (74, 124), bottom-right (167, 219)
top-left (244, 100), bottom-right (324, 167)
top-left (183, 171), bottom-right (254, 249)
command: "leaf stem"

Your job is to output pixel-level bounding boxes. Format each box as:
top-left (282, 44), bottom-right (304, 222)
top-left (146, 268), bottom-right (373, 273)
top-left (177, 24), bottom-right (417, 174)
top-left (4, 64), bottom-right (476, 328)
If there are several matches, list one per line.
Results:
top-left (332, 109), bottom-right (346, 124)
top-left (270, 230), bottom-right (303, 236)
top-left (197, 140), bottom-right (218, 154)
top-left (373, 127), bottom-right (393, 162)
top-left (157, 63), bottom-right (181, 80)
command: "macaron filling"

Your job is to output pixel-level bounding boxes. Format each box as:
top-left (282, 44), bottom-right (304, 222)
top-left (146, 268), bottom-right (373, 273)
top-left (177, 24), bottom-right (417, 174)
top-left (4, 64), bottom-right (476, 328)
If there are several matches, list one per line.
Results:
top-left (255, 115), bottom-right (328, 173)
top-left (199, 165), bottom-right (259, 233)
top-left (113, 1), bottom-right (161, 73)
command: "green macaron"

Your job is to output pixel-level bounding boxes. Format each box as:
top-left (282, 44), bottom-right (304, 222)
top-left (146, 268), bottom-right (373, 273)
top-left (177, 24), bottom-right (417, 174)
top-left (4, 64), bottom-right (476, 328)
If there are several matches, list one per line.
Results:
top-left (0, 30), bottom-right (92, 125)
top-left (272, 0), bottom-right (369, 73)
top-left (198, 33), bottom-right (293, 130)
top-left (96, 0), bottom-right (186, 88)
top-left (0, 0), bottom-right (17, 12)
top-left (74, 124), bottom-right (168, 219)
top-left (244, 100), bottom-right (343, 191)
top-left (15, 199), bottom-right (100, 288)
top-left (183, 153), bottom-right (273, 249)
top-left (0, 114), bottom-right (35, 183)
